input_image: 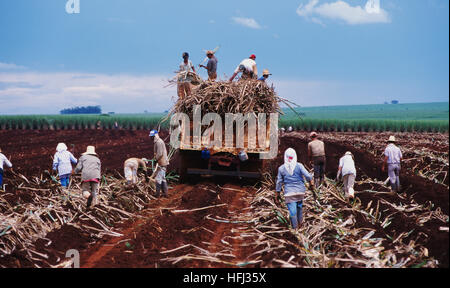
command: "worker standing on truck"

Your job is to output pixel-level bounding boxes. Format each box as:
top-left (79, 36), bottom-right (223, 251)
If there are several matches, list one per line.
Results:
top-left (382, 136), bottom-right (403, 193)
top-left (124, 158), bottom-right (148, 185)
top-left (199, 50), bottom-right (218, 82)
top-left (177, 52), bottom-right (196, 100)
top-left (258, 69), bottom-right (272, 82)
top-left (52, 143), bottom-right (77, 188)
top-left (308, 132), bottom-right (326, 190)
top-left (337, 151), bottom-right (357, 199)
top-left (276, 148), bottom-right (314, 229)
top-left (149, 130), bottom-right (170, 198)
top-left (229, 54), bottom-right (258, 82)
top-left (0, 147), bottom-right (12, 189)
top-left (75, 146), bottom-right (101, 209)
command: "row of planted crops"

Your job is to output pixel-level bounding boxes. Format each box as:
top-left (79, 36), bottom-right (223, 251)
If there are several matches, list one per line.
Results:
top-left (0, 115), bottom-right (165, 131)
top-left (0, 115), bottom-right (448, 133)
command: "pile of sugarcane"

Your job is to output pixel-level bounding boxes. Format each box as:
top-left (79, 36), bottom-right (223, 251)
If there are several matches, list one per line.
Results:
top-left (251, 173), bottom-right (446, 267)
top-left (285, 131), bottom-right (449, 187)
top-left (171, 80), bottom-right (298, 117)
top-left (160, 172), bottom-right (445, 268)
top-left (0, 167), bottom-right (177, 268)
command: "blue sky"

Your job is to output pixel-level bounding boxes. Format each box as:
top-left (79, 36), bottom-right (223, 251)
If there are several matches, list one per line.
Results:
top-left (0, 0), bottom-right (448, 114)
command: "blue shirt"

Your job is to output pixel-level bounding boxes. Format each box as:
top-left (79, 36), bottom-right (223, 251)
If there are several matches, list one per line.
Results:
top-left (258, 76), bottom-right (266, 81)
top-left (276, 163), bottom-right (312, 195)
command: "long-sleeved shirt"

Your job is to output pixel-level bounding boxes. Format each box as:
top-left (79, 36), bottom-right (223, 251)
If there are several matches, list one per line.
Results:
top-left (75, 154), bottom-right (101, 181)
top-left (384, 144), bottom-right (402, 164)
top-left (53, 151), bottom-right (77, 176)
top-left (0, 153), bottom-right (12, 170)
top-left (154, 138), bottom-right (169, 167)
top-left (276, 163), bottom-right (312, 203)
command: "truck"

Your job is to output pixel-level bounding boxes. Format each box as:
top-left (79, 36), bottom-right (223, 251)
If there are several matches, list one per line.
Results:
top-left (171, 107), bottom-right (279, 182)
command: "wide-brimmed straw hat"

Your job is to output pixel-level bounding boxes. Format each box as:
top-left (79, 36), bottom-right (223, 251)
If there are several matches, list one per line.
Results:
top-left (82, 146), bottom-right (97, 155)
top-left (310, 131), bottom-right (318, 138)
top-left (388, 136), bottom-right (396, 143)
top-left (262, 69), bottom-right (272, 76)
top-left (206, 50), bottom-right (214, 55)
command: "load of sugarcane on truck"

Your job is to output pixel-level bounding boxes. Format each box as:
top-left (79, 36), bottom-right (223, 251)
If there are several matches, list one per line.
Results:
top-left (167, 51), bottom-right (280, 182)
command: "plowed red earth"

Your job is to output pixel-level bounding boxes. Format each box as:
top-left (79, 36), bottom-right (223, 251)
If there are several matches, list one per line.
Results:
top-left (0, 130), bottom-right (448, 267)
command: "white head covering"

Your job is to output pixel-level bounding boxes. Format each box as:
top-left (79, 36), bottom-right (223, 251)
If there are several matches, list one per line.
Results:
top-left (56, 143), bottom-right (67, 152)
top-left (284, 148), bottom-right (297, 176)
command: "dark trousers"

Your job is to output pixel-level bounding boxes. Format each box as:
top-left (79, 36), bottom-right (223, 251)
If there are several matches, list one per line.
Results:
top-left (0, 168), bottom-right (3, 187)
top-left (313, 156), bottom-right (326, 180)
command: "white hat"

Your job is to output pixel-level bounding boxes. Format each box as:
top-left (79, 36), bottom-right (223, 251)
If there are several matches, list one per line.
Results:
top-left (388, 136), bottom-right (396, 142)
top-left (82, 146), bottom-right (97, 155)
top-left (345, 151), bottom-right (353, 156)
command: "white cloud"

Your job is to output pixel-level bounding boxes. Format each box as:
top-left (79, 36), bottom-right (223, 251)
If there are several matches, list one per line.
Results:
top-left (0, 72), bottom-right (177, 114)
top-left (231, 17), bottom-right (262, 29)
top-left (0, 62), bottom-right (27, 70)
top-left (297, 0), bottom-right (391, 25)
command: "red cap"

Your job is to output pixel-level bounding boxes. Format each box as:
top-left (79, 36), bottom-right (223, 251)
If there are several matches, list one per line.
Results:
top-left (250, 54), bottom-right (256, 59)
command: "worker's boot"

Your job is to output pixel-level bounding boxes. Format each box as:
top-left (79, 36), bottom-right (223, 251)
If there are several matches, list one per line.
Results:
top-left (162, 181), bottom-right (168, 198)
top-left (155, 183), bottom-right (161, 198)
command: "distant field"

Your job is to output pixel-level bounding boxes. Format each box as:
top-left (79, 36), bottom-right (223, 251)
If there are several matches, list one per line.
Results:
top-left (0, 102), bottom-right (448, 132)
top-left (283, 102), bottom-right (449, 120)
top-left (278, 102), bottom-right (449, 132)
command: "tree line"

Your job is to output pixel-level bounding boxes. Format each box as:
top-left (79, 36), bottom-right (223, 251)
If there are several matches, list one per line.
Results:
top-left (60, 106), bottom-right (102, 115)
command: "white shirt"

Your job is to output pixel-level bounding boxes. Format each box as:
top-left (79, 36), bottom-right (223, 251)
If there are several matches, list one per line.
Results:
top-left (339, 155), bottom-right (356, 177)
top-left (384, 144), bottom-right (402, 164)
top-left (179, 60), bottom-right (194, 73)
top-left (234, 58), bottom-right (256, 73)
top-left (53, 151), bottom-right (77, 176)
top-left (0, 153), bottom-right (12, 170)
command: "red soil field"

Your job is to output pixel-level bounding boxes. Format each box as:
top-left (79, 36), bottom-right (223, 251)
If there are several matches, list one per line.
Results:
top-left (0, 130), bottom-right (448, 268)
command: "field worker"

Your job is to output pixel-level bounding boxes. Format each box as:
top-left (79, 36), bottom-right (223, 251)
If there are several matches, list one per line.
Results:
top-left (382, 136), bottom-right (403, 193)
top-left (308, 132), bottom-right (326, 189)
top-left (124, 158), bottom-right (148, 185)
top-left (0, 147), bottom-right (12, 189)
top-left (149, 130), bottom-right (170, 198)
top-left (52, 143), bottom-right (77, 188)
top-left (276, 148), bottom-right (314, 229)
top-left (75, 146), bottom-right (101, 208)
top-left (199, 50), bottom-right (218, 82)
top-left (177, 52), bottom-right (196, 100)
top-left (229, 54), bottom-right (258, 82)
top-left (337, 151), bottom-right (357, 199)
top-left (258, 69), bottom-right (272, 82)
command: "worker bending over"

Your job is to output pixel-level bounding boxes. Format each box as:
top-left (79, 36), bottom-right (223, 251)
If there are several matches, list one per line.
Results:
top-left (149, 130), bottom-right (170, 198)
top-left (229, 54), bottom-right (258, 82)
top-left (124, 158), bottom-right (148, 184)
